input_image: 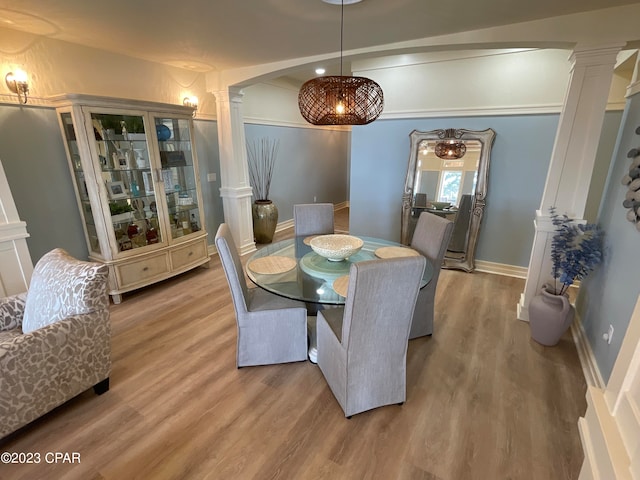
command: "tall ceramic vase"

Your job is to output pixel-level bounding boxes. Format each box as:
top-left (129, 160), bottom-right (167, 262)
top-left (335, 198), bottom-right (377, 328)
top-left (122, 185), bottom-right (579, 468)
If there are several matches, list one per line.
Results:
top-left (252, 200), bottom-right (278, 244)
top-left (528, 284), bottom-right (575, 346)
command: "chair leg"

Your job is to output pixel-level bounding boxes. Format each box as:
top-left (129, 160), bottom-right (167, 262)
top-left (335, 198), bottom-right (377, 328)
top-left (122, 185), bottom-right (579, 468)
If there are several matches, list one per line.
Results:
top-left (93, 377), bottom-right (109, 395)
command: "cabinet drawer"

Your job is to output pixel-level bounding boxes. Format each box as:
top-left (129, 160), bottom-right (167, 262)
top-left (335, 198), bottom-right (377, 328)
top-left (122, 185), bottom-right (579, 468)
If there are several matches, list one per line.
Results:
top-left (171, 239), bottom-right (207, 270)
top-left (116, 253), bottom-right (169, 287)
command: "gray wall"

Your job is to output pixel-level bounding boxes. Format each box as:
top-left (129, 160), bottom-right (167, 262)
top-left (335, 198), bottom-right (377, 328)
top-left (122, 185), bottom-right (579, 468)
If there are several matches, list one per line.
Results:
top-left (193, 119), bottom-right (224, 240)
top-left (0, 105), bottom-right (87, 262)
top-left (350, 114), bottom-right (560, 267)
top-left (244, 124), bottom-right (350, 223)
top-left (578, 93), bottom-right (640, 383)
top-left (585, 110), bottom-right (624, 224)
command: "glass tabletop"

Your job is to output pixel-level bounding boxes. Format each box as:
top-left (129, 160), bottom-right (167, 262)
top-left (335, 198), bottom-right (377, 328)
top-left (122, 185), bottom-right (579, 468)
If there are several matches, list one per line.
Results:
top-left (245, 235), bottom-right (434, 305)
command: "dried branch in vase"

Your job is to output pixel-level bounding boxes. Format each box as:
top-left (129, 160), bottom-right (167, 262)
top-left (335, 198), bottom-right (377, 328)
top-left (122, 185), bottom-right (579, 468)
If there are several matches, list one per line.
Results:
top-left (247, 138), bottom-right (279, 201)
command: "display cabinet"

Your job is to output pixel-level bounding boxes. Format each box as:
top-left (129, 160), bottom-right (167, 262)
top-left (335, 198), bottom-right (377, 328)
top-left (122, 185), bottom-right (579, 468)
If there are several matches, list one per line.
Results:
top-left (51, 95), bottom-right (209, 303)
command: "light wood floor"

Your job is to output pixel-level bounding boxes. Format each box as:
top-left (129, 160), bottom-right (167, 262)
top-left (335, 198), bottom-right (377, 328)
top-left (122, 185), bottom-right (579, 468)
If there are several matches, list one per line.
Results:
top-left (0, 208), bottom-right (587, 480)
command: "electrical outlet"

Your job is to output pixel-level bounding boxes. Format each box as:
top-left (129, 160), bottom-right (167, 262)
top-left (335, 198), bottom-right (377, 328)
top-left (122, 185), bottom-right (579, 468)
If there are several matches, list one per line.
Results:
top-left (313, 196), bottom-right (317, 203)
top-left (207, 172), bottom-right (217, 182)
top-left (603, 324), bottom-right (614, 344)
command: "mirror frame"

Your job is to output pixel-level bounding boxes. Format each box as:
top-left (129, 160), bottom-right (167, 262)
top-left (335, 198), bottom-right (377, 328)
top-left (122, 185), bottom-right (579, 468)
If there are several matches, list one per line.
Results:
top-left (401, 128), bottom-right (496, 272)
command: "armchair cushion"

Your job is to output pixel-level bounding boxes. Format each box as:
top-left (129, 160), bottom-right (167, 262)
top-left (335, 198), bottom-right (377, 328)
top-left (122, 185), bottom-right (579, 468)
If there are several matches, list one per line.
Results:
top-left (22, 249), bottom-right (109, 334)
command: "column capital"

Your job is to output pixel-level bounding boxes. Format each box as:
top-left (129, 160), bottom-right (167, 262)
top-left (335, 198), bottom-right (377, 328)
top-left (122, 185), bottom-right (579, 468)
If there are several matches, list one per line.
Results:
top-left (211, 86), bottom-right (245, 103)
top-left (570, 42), bottom-right (626, 67)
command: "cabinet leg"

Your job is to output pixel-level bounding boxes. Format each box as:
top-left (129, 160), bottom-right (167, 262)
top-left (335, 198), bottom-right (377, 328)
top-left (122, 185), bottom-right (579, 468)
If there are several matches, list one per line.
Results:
top-left (111, 294), bottom-right (122, 304)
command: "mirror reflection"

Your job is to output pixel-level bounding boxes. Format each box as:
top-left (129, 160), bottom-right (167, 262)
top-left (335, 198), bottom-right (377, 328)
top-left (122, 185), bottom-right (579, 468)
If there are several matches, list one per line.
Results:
top-left (401, 128), bottom-right (496, 272)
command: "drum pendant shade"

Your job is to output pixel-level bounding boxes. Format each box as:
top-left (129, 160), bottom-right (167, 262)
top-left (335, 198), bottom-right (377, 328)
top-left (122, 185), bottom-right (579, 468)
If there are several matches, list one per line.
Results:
top-left (298, 75), bottom-right (384, 125)
top-left (435, 129), bottom-right (467, 159)
top-left (298, 0), bottom-right (384, 126)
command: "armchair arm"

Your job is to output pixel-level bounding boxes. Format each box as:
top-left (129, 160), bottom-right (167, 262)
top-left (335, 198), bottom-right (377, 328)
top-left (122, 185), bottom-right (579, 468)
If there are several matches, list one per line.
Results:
top-left (0, 292), bottom-right (27, 332)
top-left (0, 308), bottom-right (111, 438)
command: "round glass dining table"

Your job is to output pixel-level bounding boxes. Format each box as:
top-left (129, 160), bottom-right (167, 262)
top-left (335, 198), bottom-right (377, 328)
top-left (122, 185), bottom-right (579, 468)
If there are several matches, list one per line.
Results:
top-left (245, 235), bottom-right (433, 306)
top-left (245, 235), bottom-right (434, 363)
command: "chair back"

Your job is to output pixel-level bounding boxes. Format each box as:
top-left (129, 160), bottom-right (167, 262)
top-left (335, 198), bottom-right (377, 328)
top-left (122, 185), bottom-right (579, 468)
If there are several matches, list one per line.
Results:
top-left (341, 256), bottom-right (426, 360)
top-left (215, 224), bottom-right (249, 315)
top-left (410, 212), bottom-right (454, 290)
top-left (293, 203), bottom-right (334, 237)
top-left (414, 193), bottom-right (427, 207)
top-left (21, 248), bottom-right (109, 334)
top-left (448, 194), bottom-right (473, 253)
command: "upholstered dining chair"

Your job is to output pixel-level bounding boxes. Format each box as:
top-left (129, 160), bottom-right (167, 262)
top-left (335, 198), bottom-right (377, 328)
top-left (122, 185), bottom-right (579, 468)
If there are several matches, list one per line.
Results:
top-left (316, 256), bottom-right (426, 418)
top-left (215, 224), bottom-right (308, 367)
top-left (409, 212), bottom-right (454, 339)
top-left (412, 193), bottom-right (428, 218)
top-left (448, 194), bottom-right (473, 253)
top-left (293, 203), bottom-right (335, 237)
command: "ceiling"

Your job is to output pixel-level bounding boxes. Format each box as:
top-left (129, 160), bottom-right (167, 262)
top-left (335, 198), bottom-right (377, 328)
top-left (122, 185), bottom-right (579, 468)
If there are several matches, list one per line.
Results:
top-left (1, 0), bottom-right (639, 78)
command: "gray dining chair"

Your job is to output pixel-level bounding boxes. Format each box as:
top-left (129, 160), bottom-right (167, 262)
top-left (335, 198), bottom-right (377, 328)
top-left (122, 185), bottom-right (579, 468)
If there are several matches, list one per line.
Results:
top-left (293, 203), bottom-right (335, 237)
top-left (316, 256), bottom-right (426, 418)
top-left (215, 223), bottom-right (308, 367)
top-left (409, 212), bottom-right (454, 339)
top-left (448, 194), bottom-right (473, 253)
top-left (412, 193), bottom-right (428, 218)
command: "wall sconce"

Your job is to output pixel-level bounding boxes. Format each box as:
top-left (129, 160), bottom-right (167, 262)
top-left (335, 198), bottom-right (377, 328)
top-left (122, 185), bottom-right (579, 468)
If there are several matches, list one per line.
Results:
top-left (5, 70), bottom-right (29, 105)
top-left (183, 96), bottom-right (198, 117)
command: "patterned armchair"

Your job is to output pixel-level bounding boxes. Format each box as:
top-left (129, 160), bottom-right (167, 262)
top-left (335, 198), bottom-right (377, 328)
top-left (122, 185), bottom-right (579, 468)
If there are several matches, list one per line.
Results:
top-left (0, 248), bottom-right (111, 438)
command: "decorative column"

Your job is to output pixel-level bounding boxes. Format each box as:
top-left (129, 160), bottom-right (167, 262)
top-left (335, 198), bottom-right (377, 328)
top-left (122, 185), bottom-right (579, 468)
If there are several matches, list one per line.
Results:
top-left (0, 159), bottom-right (33, 296)
top-left (517, 43), bottom-right (624, 321)
top-left (212, 86), bottom-right (256, 255)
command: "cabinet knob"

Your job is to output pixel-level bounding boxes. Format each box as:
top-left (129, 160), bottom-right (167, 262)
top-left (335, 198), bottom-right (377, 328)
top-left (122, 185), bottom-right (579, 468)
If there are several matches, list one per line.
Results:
top-left (142, 266), bottom-right (149, 272)
top-left (188, 251), bottom-right (193, 256)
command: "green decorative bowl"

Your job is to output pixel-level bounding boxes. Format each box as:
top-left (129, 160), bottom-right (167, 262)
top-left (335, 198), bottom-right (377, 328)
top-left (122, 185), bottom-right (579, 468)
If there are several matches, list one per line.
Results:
top-left (431, 201), bottom-right (451, 210)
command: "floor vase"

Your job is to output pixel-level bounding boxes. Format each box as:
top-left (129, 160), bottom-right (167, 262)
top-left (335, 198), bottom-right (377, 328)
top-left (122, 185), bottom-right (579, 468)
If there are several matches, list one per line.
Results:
top-left (252, 200), bottom-right (278, 244)
top-left (528, 284), bottom-right (575, 346)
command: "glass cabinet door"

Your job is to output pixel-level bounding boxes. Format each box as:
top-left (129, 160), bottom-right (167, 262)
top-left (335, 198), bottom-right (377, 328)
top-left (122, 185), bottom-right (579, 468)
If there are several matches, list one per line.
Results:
top-left (60, 112), bottom-right (102, 255)
top-left (91, 113), bottom-right (162, 252)
top-left (154, 117), bottom-right (202, 240)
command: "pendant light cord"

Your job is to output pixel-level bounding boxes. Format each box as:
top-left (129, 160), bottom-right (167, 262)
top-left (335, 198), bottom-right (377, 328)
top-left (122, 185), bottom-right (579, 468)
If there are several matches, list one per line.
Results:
top-left (340, 0), bottom-right (344, 76)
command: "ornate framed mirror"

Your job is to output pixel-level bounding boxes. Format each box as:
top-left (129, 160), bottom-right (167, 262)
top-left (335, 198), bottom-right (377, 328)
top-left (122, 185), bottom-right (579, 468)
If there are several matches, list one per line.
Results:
top-left (401, 128), bottom-right (496, 272)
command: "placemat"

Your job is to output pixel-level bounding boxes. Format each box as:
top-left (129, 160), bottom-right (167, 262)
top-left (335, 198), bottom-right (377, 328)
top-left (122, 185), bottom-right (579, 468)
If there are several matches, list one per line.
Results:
top-left (303, 235), bottom-right (319, 246)
top-left (332, 275), bottom-right (350, 297)
top-left (374, 246), bottom-right (421, 259)
top-left (248, 256), bottom-right (297, 275)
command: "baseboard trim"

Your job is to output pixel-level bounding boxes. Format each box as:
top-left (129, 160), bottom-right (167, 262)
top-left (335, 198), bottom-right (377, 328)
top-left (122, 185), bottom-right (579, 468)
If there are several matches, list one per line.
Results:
top-left (474, 260), bottom-right (528, 279)
top-left (275, 219), bottom-right (294, 233)
top-left (571, 316), bottom-right (605, 389)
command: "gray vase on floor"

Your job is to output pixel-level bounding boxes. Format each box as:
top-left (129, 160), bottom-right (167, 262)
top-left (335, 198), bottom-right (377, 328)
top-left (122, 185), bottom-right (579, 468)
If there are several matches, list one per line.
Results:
top-left (528, 284), bottom-right (575, 346)
top-left (252, 200), bottom-right (278, 244)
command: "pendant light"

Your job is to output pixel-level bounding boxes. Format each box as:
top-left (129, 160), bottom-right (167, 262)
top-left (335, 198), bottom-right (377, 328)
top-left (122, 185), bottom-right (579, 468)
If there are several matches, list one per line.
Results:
top-left (435, 128), bottom-right (467, 160)
top-left (298, 0), bottom-right (384, 126)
